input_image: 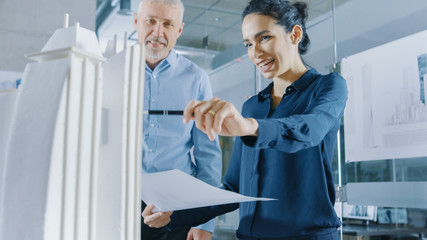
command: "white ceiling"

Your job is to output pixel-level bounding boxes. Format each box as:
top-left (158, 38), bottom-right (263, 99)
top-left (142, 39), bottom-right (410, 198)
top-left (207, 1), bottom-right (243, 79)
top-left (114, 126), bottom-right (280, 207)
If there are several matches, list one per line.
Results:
top-left (97, 0), bottom-right (427, 73)
top-left (97, 0), bottom-right (350, 55)
top-left (3, 0), bottom-right (427, 74)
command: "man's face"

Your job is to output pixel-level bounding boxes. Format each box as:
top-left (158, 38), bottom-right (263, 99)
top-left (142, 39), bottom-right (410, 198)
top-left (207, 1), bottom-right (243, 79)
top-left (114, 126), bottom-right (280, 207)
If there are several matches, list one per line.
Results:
top-left (134, 1), bottom-right (184, 63)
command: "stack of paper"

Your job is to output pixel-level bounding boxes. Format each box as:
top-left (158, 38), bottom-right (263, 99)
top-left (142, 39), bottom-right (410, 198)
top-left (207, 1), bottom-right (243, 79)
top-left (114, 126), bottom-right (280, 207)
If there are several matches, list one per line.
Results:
top-left (141, 169), bottom-right (275, 212)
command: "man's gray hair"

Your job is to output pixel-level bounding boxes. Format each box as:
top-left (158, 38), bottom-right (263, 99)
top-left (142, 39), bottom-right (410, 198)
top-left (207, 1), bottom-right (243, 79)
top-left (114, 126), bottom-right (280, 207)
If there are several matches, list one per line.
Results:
top-left (137, 0), bottom-right (185, 23)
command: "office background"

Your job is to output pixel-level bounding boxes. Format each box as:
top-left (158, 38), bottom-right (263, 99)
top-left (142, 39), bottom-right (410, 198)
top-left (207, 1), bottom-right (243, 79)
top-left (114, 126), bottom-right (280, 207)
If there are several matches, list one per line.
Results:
top-left (1, 0), bottom-right (427, 239)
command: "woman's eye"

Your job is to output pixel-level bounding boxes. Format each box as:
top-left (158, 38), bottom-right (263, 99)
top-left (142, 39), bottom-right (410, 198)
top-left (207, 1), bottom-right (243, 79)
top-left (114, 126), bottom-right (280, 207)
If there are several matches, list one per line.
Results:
top-left (261, 35), bottom-right (271, 41)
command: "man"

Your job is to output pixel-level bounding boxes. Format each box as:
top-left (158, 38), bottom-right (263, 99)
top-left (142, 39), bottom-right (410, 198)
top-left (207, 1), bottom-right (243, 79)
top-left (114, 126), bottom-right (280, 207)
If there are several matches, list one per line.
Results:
top-left (133, 0), bottom-right (222, 239)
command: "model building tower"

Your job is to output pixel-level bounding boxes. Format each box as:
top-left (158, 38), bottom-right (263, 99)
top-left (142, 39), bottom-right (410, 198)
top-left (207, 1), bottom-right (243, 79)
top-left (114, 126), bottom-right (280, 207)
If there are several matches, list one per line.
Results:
top-left (97, 36), bottom-right (145, 240)
top-left (0, 17), bottom-right (145, 240)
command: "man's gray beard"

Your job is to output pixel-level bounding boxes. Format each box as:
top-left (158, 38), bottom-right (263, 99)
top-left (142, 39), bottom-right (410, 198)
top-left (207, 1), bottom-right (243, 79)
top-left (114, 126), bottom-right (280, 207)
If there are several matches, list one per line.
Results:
top-left (145, 47), bottom-right (167, 60)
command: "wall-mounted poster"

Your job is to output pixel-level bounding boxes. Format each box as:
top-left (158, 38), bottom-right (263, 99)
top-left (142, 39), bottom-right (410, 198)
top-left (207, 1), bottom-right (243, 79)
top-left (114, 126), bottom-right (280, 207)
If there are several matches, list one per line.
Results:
top-left (342, 30), bottom-right (427, 162)
top-left (342, 203), bottom-right (377, 221)
top-left (377, 207), bottom-right (408, 224)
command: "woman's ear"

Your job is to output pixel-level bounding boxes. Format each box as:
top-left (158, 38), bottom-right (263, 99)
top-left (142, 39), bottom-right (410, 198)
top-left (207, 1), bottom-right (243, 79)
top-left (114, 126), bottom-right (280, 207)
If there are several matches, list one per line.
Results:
top-left (291, 25), bottom-right (303, 45)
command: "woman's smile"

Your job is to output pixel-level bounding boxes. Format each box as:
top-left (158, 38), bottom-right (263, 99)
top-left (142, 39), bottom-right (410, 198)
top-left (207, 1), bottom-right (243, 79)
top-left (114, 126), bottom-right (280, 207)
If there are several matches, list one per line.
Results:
top-left (257, 58), bottom-right (275, 72)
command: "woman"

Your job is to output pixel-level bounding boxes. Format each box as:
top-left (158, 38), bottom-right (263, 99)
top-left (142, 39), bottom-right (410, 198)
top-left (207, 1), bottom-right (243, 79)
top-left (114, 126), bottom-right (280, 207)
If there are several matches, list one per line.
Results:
top-left (143, 0), bottom-right (348, 239)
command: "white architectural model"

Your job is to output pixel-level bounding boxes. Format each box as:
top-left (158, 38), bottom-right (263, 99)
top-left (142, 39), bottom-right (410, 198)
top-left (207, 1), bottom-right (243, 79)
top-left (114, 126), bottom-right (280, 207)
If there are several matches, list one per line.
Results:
top-left (97, 36), bottom-right (145, 240)
top-left (0, 17), bottom-right (145, 240)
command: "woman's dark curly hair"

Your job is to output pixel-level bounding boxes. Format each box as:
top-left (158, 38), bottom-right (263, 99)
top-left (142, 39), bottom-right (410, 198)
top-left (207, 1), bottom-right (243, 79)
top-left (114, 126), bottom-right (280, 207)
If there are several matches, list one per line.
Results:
top-left (242, 0), bottom-right (310, 55)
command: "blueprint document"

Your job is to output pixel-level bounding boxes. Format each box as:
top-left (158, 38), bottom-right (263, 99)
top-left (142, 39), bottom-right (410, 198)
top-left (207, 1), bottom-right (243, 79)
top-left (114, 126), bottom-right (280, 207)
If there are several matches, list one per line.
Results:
top-left (141, 169), bottom-right (275, 212)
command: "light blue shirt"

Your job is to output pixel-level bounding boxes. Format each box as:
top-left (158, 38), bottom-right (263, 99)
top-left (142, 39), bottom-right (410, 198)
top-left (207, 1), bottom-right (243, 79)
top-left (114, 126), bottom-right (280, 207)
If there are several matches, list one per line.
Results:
top-left (142, 49), bottom-right (222, 232)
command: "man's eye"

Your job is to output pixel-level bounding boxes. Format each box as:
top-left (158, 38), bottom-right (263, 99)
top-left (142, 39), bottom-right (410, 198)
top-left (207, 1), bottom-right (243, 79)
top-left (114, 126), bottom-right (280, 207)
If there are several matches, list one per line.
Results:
top-left (244, 42), bottom-right (252, 48)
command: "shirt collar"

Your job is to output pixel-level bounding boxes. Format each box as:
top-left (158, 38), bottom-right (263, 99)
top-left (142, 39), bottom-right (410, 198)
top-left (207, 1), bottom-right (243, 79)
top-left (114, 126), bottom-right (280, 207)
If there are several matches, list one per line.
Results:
top-left (293, 68), bottom-right (319, 91)
top-left (258, 68), bottom-right (319, 102)
top-left (164, 48), bottom-right (178, 69)
top-left (258, 82), bottom-right (273, 102)
top-left (146, 48), bottom-right (178, 73)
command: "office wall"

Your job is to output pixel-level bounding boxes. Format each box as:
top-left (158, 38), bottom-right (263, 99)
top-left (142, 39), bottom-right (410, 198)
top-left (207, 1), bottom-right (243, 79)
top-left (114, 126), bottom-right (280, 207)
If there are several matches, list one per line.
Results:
top-left (0, 0), bottom-right (96, 72)
top-left (305, 0), bottom-right (427, 74)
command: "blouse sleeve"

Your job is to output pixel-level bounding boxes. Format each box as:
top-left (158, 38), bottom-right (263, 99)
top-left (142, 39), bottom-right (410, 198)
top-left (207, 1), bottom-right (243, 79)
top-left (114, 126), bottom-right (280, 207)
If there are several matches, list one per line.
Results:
top-left (241, 73), bottom-right (348, 153)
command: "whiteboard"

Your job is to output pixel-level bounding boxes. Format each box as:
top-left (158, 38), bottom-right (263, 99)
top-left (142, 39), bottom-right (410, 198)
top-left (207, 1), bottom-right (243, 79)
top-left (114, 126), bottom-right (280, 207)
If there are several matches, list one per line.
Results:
top-left (342, 29), bottom-right (427, 162)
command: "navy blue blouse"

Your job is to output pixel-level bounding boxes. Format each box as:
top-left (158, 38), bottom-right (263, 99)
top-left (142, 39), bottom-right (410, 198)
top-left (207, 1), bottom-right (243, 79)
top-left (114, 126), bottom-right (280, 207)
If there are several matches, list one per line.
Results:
top-left (168, 68), bottom-right (348, 239)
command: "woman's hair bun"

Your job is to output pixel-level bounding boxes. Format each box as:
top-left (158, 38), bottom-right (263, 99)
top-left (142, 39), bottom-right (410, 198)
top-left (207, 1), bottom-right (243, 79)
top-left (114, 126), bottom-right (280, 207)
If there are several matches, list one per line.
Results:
top-left (292, 2), bottom-right (308, 25)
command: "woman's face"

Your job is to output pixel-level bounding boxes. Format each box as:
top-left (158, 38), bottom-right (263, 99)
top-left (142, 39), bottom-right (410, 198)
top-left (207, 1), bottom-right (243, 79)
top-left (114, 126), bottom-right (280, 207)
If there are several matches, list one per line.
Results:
top-left (242, 13), bottom-right (300, 80)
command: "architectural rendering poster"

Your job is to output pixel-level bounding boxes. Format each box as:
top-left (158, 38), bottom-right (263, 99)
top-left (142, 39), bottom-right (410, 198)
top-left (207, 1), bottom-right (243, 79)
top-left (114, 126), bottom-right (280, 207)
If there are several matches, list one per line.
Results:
top-left (342, 30), bottom-right (427, 162)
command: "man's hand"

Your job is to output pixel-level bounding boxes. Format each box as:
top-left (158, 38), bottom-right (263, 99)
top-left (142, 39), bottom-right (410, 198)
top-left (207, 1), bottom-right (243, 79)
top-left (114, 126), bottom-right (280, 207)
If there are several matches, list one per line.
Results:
top-left (141, 204), bottom-right (173, 228)
top-left (186, 228), bottom-right (212, 240)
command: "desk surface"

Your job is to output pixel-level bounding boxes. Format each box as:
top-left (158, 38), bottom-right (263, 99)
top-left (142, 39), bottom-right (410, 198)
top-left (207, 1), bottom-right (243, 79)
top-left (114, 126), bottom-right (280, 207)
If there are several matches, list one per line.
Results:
top-left (342, 224), bottom-right (427, 236)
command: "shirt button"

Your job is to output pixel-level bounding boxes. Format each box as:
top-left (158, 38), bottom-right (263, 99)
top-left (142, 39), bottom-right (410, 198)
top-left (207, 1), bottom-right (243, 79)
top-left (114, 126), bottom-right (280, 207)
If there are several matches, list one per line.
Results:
top-left (149, 149), bottom-right (153, 153)
top-left (268, 141), bottom-right (277, 147)
top-left (153, 75), bottom-right (157, 79)
top-left (150, 124), bottom-right (155, 128)
top-left (151, 99), bottom-right (156, 102)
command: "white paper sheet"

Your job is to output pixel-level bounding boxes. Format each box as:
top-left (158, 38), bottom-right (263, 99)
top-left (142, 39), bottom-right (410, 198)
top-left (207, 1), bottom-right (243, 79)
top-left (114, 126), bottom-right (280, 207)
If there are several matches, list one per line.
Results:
top-left (141, 169), bottom-right (275, 212)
